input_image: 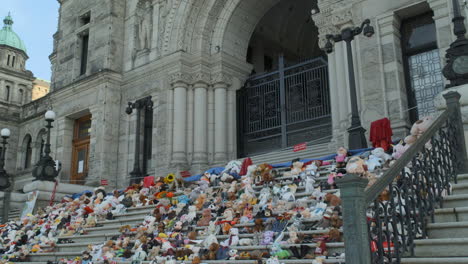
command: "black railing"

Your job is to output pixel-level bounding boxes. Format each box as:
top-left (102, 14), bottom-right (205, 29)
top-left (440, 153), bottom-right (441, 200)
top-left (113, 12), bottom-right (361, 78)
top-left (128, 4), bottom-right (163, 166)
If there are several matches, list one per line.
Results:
top-left (337, 91), bottom-right (468, 264)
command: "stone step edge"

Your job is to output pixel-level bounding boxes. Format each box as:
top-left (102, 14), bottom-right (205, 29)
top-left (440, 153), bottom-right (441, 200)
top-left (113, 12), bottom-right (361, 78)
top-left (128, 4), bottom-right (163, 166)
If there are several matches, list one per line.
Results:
top-left (55, 229), bottom-right (342, 248)
top-left (415, 237), bottom-right (468, 245)
top-left (401, 257), bottom-right (468, 263)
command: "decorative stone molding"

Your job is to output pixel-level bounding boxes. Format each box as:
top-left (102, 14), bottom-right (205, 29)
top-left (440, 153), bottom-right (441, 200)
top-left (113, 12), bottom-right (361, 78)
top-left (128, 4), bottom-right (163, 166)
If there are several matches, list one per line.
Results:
top-left (193, 72), bottom-right (211, 86)
top-left (211, 73), bottom-right (232, 87)
top-left (169, 72), bottom-right (192, 86)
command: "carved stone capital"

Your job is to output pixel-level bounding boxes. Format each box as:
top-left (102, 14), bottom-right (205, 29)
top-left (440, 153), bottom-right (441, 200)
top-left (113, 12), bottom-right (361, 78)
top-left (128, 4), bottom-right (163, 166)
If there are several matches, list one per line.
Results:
top-left (193, 72), bottom-right (211, 86)
top-left (170, 72), bottom-right (192, 86)
top-left (211, 73), bottom-right (232, 87)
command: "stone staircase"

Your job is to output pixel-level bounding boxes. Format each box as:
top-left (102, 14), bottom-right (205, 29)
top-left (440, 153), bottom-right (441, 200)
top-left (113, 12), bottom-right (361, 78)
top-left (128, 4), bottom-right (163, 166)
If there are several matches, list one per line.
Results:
top-left (21, 163), bottom-right (346, 263)
top-left (400, 173), bottom-right (468, 264)
top-left (0, 208), bottom-right (21, 222)
top-left (250, 142), bottom-right (332, 165)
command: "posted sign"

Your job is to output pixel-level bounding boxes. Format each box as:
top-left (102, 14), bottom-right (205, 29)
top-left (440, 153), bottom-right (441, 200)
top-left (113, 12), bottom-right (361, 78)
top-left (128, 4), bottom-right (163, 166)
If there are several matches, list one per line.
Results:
top-left (100, 179), bottom-right (109, 186)
top-left (293, 142), bottom-right (307, 152)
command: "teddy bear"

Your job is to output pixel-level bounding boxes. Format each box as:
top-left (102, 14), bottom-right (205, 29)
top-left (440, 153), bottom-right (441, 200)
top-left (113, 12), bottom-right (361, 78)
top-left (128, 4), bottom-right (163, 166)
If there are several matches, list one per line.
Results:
top-left (239, 238), bottom-right (253, 246)
top-left (252, 218), bottom-right (264, 233)
top-left (207, 243), bottom-right (219, 260)
top-left (255, 163), bottom-right (274, 184)
top-left (195, 193), bottom-right (206, 211)
top-left (228, 249), bottom-right (239, 260)
top-left (221, 227), bottom-right (239, 247)
top-left (280, 185), bottom-right (297, 202)
top-left (366, 155), bottom-right (384, 172)
top-left (261, 231), bottom-right (275, 245)
top-left (392, 140), bottom-right (409, 160)
top-left (197, 208), bottom-right (212, 226)
top-left (371, 147), bottom-right (392, 162)
top-left (290, 161), bottom-right (304, 176)
top-left (335, 147), bottom-right (348, 168)
top-left (327, 228), bottom-right (342, 242)
top-left (330, 212), bottom-right (343, 228)
top-left (346, 156), bottom-right (367, 174)
top-left (324, 193), bottom-right (341, 207)
top-left (411, 116), bottom-right (433, 138)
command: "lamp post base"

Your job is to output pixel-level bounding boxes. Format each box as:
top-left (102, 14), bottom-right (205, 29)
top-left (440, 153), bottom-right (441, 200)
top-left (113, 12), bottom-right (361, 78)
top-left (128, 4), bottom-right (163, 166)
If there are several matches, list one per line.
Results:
top-left (129, 169), bottom-right (143, 185)
top-left (348, 125), bottom-right (368, 150)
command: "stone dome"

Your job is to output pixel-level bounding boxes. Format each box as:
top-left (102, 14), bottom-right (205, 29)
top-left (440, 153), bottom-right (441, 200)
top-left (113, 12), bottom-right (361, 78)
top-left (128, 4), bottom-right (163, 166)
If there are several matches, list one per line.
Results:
top-left (0, 13), bottom-right (27, 54)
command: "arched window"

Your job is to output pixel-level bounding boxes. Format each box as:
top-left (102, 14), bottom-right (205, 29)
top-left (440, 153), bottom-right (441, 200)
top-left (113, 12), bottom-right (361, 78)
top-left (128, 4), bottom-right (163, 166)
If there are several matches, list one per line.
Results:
top-left (19, 89), bottom-right (23, 104)
top-left (5, 85), bottom-right (10, 101)
top-left (22, 135), bottom-right (33, 169)
top-left (401, 12), bottom-right (443, 122)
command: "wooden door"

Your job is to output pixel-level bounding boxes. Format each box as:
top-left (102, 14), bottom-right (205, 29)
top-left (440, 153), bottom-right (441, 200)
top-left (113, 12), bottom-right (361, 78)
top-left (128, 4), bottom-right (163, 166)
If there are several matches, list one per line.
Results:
top-left (71, 115), bottom-right (91, 184)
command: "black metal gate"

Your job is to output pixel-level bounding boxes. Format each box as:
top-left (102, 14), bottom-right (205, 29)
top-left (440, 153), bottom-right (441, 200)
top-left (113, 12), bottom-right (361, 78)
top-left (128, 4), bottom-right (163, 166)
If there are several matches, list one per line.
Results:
top-left (237, 56), bottom-right (331, 157)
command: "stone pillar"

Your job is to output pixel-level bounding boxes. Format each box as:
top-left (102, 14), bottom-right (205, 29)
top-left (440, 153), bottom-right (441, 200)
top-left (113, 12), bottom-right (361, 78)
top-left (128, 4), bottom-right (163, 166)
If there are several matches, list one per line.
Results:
top-left (212, 74), bottom-right (231, 165)
top-left (192, 78), bottom-right (209, 171)
top-left (336, 174), bottom-right (371, 264)
top-left (335, 41), bottom-right (350, 147)
top-left (327, 50), bottom-right (342, 150)
top-left (171, 74), bottom-right (190, 168)
top-left (0, 80), bottom-right (4, 100)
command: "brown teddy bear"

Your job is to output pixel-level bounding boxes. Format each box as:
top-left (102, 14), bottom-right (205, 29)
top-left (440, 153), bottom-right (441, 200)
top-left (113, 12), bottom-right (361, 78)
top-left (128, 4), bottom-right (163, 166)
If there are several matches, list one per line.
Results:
top-left (324, 193), bottom-right (341, 207)
top-left (327, 228), bottom-right (342, 242)
top-left (254, 164), bottom-right (273, 184)
top-left (252, 218), bottom-right (264, 233)
top-left (197, 208), bottom-right (212, 226)
top-left (208, 243), bottom-right (219, 260)
top-left (330, 212), bottom-right (343, 228)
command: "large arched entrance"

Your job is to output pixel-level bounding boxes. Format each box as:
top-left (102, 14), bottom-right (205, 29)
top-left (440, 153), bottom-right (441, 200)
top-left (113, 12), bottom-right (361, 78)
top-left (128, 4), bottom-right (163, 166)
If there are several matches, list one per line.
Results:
top-left (236, 0), bottom-right (331, 157)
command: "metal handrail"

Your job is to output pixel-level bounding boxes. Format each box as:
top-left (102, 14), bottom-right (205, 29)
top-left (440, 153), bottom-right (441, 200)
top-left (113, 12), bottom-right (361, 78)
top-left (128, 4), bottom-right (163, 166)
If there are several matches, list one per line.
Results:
top-left (364, 110), bottom-right (450, 203)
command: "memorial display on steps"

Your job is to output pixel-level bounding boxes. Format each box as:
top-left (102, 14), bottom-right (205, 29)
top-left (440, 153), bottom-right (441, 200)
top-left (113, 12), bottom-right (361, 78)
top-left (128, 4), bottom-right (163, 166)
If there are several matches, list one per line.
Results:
top-left (0, 117), bottom-right (436, 264)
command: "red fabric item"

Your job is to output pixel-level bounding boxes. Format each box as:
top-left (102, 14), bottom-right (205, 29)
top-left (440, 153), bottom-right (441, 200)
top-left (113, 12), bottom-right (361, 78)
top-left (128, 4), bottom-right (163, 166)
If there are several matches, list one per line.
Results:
top-left (143, 176), bottom-right (155, 188)
top-left (239, 157), bottom-right (253, 176)
top-left (369, 118), bottom-right (393, 151)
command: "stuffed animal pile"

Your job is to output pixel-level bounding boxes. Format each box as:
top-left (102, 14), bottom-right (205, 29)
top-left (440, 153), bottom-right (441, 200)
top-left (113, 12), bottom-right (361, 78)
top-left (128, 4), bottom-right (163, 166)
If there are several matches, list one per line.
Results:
top-left (1, 114), bottom-right (432, 264)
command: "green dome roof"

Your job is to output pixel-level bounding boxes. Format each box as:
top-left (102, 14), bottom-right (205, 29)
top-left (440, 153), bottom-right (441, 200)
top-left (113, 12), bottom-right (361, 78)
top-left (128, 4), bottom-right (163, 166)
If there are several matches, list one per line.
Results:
top-left (0, 13), bottom-right (27, 54)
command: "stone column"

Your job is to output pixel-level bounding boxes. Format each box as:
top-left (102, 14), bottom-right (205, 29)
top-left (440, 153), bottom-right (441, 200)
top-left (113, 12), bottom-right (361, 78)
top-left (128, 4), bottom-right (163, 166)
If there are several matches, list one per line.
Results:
top-left (0, 80), bottom-right (4, 100)
top-left (212, 74), bottom-right (231, 165)
top-left (335, 41), bottom-right (350, 146)
top-left (171, 74), bottom-right (190, 167)
top-left (336, 174), bottom-right (371, 264)
top-left (192, 78), bottom-right (209, 171)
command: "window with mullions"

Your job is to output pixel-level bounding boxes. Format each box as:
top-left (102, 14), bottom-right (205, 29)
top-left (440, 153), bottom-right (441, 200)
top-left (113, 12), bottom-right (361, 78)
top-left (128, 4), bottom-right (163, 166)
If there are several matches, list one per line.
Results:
top-left (401, 12), bottom-right (443, 123)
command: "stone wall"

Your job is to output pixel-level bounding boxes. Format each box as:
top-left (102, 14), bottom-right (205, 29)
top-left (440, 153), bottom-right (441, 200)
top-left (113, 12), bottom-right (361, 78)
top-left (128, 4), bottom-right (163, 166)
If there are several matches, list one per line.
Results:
top-left (2, 0), bottom-right (465, 189)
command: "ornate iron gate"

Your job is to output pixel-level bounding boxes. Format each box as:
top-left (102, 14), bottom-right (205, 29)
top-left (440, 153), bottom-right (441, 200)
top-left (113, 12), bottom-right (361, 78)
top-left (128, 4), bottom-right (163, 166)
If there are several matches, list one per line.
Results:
top-left (237, 56), bottom-right (331, 157)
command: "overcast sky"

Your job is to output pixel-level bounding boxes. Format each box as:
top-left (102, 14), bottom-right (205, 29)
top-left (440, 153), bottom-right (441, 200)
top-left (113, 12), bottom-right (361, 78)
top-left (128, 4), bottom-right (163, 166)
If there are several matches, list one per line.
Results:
top-left (2, 0), bottom-right (59, 81)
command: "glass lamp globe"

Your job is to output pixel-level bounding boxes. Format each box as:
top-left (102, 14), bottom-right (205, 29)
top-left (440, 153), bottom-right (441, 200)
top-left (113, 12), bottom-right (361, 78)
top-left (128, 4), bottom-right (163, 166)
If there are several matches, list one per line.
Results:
top-left (45, 110), bottom-right (56, 121)
top-left (0, 128), bottom-right (11, 138)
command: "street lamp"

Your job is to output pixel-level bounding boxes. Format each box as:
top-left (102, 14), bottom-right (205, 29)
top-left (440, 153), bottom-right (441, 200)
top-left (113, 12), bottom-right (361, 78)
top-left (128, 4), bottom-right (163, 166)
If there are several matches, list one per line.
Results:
top-left (126, 96), bottom-right (153, 185)
top-left (32, 110), bottom-right (59, 182)
top-left (0, 128), bottom-right (11, 190)
top-left (324, 19), bottom-right (374, 149)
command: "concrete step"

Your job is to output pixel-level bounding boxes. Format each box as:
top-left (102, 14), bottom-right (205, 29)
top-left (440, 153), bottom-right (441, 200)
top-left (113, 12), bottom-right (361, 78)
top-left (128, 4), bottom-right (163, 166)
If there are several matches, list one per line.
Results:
top-left (250, 142), bottom-right (332, 165)
top-left (455, 174), bottom-right (468, 184)
top-left (401, 257), bottom-right (468, 263)
top-left (443, 194), bottom-right (468, 208)
top-left (30, 243), bottom-right (345, 262)
top-left (18, 259), bottom-right (346, 264)
top-left (434, 207), bottom-right (468, 223)
top-left (56, 229), bottom-right (341, 253)
top-left (452, 182), bottom-right (468, 195)
top-left (414, 238), bottom-right (468, 257)
top-left (427, 221), bottom-right (468, 239)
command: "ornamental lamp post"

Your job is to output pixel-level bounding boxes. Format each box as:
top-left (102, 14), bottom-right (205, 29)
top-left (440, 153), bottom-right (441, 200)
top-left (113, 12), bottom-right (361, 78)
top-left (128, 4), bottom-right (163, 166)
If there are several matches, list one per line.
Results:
top-left (324, 19), bottom-right (374, 150)
top-left (0, 128), bottom-right (11, 223)
top-left (32, 110), bottom-right (59, 182)
top-left (0, 128), bottom-right (11, 190)
top-left (442, 0), bottom-right (468, 87)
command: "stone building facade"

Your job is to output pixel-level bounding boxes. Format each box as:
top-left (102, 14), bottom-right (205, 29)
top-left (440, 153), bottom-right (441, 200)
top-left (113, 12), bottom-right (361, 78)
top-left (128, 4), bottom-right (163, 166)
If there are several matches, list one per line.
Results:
top-left (32, 79), bottom-right (50, 101)
top-left (2, 0), bottom-right (465, 190)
